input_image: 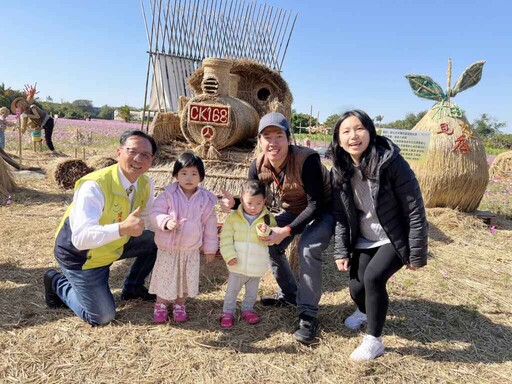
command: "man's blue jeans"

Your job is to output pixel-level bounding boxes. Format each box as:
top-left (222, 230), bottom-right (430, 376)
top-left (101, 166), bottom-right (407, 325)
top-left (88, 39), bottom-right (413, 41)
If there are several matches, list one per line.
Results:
top-left (269, 210), bottom-right (334, 318)
top-left (54, 230), bottom-right (157, 325)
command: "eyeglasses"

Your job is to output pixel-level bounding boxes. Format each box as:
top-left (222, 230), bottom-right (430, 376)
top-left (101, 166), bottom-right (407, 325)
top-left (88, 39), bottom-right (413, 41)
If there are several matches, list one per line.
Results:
top-left (122, 147), bottom-right (153, 162)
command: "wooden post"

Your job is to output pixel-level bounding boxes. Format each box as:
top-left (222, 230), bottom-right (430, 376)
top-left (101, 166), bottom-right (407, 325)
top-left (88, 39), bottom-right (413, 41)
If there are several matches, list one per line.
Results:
top-left (74, 148), bottom-right (78, 158)
top-left (446, 58), bottom-right (452, 102)
top-left (18, 120), bottom-right (22, 167)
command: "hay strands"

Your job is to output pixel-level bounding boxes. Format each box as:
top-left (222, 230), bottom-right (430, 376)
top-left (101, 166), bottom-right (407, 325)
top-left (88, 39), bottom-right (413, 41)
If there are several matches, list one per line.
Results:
top-left (53, 159), bottom-right (93, 190)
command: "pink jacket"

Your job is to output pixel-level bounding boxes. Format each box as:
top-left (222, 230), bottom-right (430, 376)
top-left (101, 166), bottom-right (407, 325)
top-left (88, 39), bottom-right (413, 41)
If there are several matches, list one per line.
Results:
top-left (150, 182), bottom-right (218, 254)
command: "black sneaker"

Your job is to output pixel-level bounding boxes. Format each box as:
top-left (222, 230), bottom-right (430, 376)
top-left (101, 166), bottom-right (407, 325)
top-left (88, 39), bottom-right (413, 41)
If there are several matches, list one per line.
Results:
top-left (261, 295), bottom-right (296, 307)
top-left (43, 269), bottom-right (66, 309)
top-left (293, 314), bottom-right (319, 345)
top-left (120, 286), bottom-right (156, 301)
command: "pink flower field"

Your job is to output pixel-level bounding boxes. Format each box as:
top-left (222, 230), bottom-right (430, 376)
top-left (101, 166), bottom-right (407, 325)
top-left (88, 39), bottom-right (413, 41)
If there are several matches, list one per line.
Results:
top-left (4, 118), bottom-right (144, 151)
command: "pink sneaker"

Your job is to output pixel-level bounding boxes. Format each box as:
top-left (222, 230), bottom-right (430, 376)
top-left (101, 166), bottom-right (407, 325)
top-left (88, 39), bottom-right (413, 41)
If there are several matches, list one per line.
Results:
top-left (220, 313), bottom-right (234, 329)
top-left (241, 310), bottom-right (260, 325)
top-left (173, 303), bottom-right (188, 323)
top-left (154, 302), bottom-right (168, 324)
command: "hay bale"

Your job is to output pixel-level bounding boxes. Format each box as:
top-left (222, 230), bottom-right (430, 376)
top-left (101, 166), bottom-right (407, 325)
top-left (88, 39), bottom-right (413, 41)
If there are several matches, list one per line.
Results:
top-left (149, 145), bottom-right (256, 193)
top-left (53, 159), bottom-right (92, 190)
top-left (489, 151), bottom-right (512, 179)
top-left (150, 111), bottom-right (184, 145)
top-left (410, 101), bottom-right (488, 212)
top-left (0, 157), bottom-right (16, 198)
top-left (87, 156), bottom-right (117, 170)
top-left (149, 159), bottom-right (250, 196)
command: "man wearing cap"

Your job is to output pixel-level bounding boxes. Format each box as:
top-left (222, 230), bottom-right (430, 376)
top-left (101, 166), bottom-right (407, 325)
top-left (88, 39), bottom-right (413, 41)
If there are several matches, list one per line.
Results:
top-left (221, 112), bottom-right (333, 344)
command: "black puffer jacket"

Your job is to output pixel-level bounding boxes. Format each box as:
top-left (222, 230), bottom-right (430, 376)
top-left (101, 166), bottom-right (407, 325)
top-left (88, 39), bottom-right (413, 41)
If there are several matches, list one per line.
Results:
top-left (332, 137), bottom-right (428, 267)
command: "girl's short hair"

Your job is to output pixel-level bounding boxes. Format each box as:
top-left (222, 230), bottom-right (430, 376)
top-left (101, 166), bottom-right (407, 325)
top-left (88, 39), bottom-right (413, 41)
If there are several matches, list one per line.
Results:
top-left (172, 151), bottom-right (205, 181)
top-left (240, 179), bottom-right (266, 197)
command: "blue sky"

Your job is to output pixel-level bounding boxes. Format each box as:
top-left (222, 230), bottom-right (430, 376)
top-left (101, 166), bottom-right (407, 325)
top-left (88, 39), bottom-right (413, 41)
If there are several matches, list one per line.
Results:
top-left (2, 0), bottom-right (511, 132)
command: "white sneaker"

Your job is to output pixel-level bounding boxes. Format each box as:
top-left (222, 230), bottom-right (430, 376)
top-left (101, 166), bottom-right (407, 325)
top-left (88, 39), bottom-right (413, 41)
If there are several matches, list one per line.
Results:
top-left (344, 308), bottom-right (367, 330)
top-left (350, 335), bottom-right (385, 360)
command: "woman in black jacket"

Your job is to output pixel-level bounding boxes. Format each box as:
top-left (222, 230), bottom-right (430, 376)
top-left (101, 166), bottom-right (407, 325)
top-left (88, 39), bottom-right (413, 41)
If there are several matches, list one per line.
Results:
top-left (330, 109), bottom-right (428, 360)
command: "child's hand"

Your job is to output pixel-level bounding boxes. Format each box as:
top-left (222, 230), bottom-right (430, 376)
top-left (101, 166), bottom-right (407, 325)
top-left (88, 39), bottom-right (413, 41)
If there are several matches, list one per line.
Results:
top-left (205, 253), bottom-right (216, 263)
top-left (165, 219), bottom-right (178, 230)
top-left (227, 258), bottom-right (238, 266)
top-left (335, 258), bottom-right (349, 272)
top-left (256, 223), bottom-right (270, 237)
top-left (220, 189), bottom-right (235, 212)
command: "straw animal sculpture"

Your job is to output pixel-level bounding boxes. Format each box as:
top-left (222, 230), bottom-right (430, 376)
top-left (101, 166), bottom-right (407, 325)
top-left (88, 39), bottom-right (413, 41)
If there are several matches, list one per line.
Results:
top-left (0, 157), bottom-right (16, 198)
top-left (53, 159), bottom-right (93, 190)
top-left (489, 151), bottom-right (512, 179)
top-left (150, 111), bottom-right (184, 145)
top-left (406, 59), bottom-right (488, 211)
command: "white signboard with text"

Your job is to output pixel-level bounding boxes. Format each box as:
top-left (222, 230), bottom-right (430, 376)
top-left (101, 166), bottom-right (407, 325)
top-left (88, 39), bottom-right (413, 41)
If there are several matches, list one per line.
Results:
top-left (378, 128), bottom-right (431, 163)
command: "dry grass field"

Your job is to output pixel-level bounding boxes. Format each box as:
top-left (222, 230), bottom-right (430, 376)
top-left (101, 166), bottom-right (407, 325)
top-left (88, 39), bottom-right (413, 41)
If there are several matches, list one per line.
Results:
top-left (1, 144), bottom-right (511, 384)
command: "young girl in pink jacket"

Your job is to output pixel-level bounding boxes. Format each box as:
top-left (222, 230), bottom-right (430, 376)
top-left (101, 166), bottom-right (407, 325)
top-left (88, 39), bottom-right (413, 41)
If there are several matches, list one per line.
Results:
top-left (149, 152), bottom-right (218, 324)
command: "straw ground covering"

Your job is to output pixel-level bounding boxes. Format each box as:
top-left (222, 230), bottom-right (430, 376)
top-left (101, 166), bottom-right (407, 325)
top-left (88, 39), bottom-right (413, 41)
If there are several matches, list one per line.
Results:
top-left (1, 145), bottom-right (512, 384)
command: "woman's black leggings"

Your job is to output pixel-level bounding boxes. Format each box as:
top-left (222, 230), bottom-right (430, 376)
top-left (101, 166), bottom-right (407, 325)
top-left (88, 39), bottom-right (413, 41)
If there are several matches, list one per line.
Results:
top-left (349, 243), bottom-right (404, 337)
top-left (43, 117), bottom-right (55, 151)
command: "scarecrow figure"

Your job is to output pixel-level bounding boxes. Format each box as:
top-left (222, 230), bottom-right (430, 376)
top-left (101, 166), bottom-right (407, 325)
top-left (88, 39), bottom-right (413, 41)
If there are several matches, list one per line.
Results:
top-left (10, 83), bottom-right (57, 153)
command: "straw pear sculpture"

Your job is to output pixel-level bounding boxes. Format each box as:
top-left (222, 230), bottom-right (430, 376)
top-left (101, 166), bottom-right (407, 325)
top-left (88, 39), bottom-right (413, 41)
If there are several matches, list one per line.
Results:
top-left (405, 59), bottom-right (488, 212)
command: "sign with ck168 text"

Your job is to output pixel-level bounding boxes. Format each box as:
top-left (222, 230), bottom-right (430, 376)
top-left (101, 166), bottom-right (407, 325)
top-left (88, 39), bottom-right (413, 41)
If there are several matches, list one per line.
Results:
top-left (188, 103), bottom-right (230, 126)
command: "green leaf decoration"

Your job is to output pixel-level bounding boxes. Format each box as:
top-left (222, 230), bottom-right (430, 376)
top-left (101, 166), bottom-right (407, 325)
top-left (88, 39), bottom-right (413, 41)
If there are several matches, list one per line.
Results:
top-left (405, 74), bottom-right (446, 101)
top-left (450, 61), bottom-right (485, 97)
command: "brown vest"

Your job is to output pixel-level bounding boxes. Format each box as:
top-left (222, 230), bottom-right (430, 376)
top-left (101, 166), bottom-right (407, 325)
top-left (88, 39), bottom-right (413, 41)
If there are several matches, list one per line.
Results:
top-left (256, 145), bottom-right (331, 214)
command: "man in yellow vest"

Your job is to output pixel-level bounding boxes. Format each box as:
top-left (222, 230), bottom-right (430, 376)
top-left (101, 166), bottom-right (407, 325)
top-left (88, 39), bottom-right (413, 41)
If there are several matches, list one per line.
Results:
top-left (44, 130), bottom-right (158, 325)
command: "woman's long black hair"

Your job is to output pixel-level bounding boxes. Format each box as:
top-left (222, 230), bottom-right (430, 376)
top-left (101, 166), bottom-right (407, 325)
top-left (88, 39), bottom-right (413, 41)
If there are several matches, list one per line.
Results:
top-left (330, 109), bottom-right (380, 189)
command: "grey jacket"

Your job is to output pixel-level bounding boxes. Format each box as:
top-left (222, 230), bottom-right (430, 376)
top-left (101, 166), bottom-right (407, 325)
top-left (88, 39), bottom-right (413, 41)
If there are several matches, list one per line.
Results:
top-left (332, 136), bottom-right (428, 267)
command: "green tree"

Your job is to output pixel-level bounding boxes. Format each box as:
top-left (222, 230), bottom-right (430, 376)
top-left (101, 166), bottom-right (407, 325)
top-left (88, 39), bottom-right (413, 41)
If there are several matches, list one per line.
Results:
top-left (386, 111), bottom-right (427, 130)
top-left (118, 105), bottom-right (131, 122)
top-left (72, 99), bottom-right (95, 115)
top-left (486, 133), bottom-right (512, 149)
top-left (98, 105), bottom-right (115, 120)
top-left (324, 113), bottom-right (340, 128)
top-left (374, 115), bottom-right (384, 126)
top-left (472, 113), bottom-right (505, 139)
top-left (291, 112), bottom-right (318, 132)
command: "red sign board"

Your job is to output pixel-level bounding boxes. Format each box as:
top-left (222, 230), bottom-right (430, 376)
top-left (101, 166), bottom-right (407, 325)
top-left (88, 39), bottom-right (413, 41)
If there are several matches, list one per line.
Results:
top-left (188, 103), bottom-right (230, 126)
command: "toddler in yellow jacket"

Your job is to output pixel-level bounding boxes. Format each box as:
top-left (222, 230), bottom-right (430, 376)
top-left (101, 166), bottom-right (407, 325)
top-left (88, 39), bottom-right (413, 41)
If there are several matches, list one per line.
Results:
top-left (220, 180), bottom-right (276, 329)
